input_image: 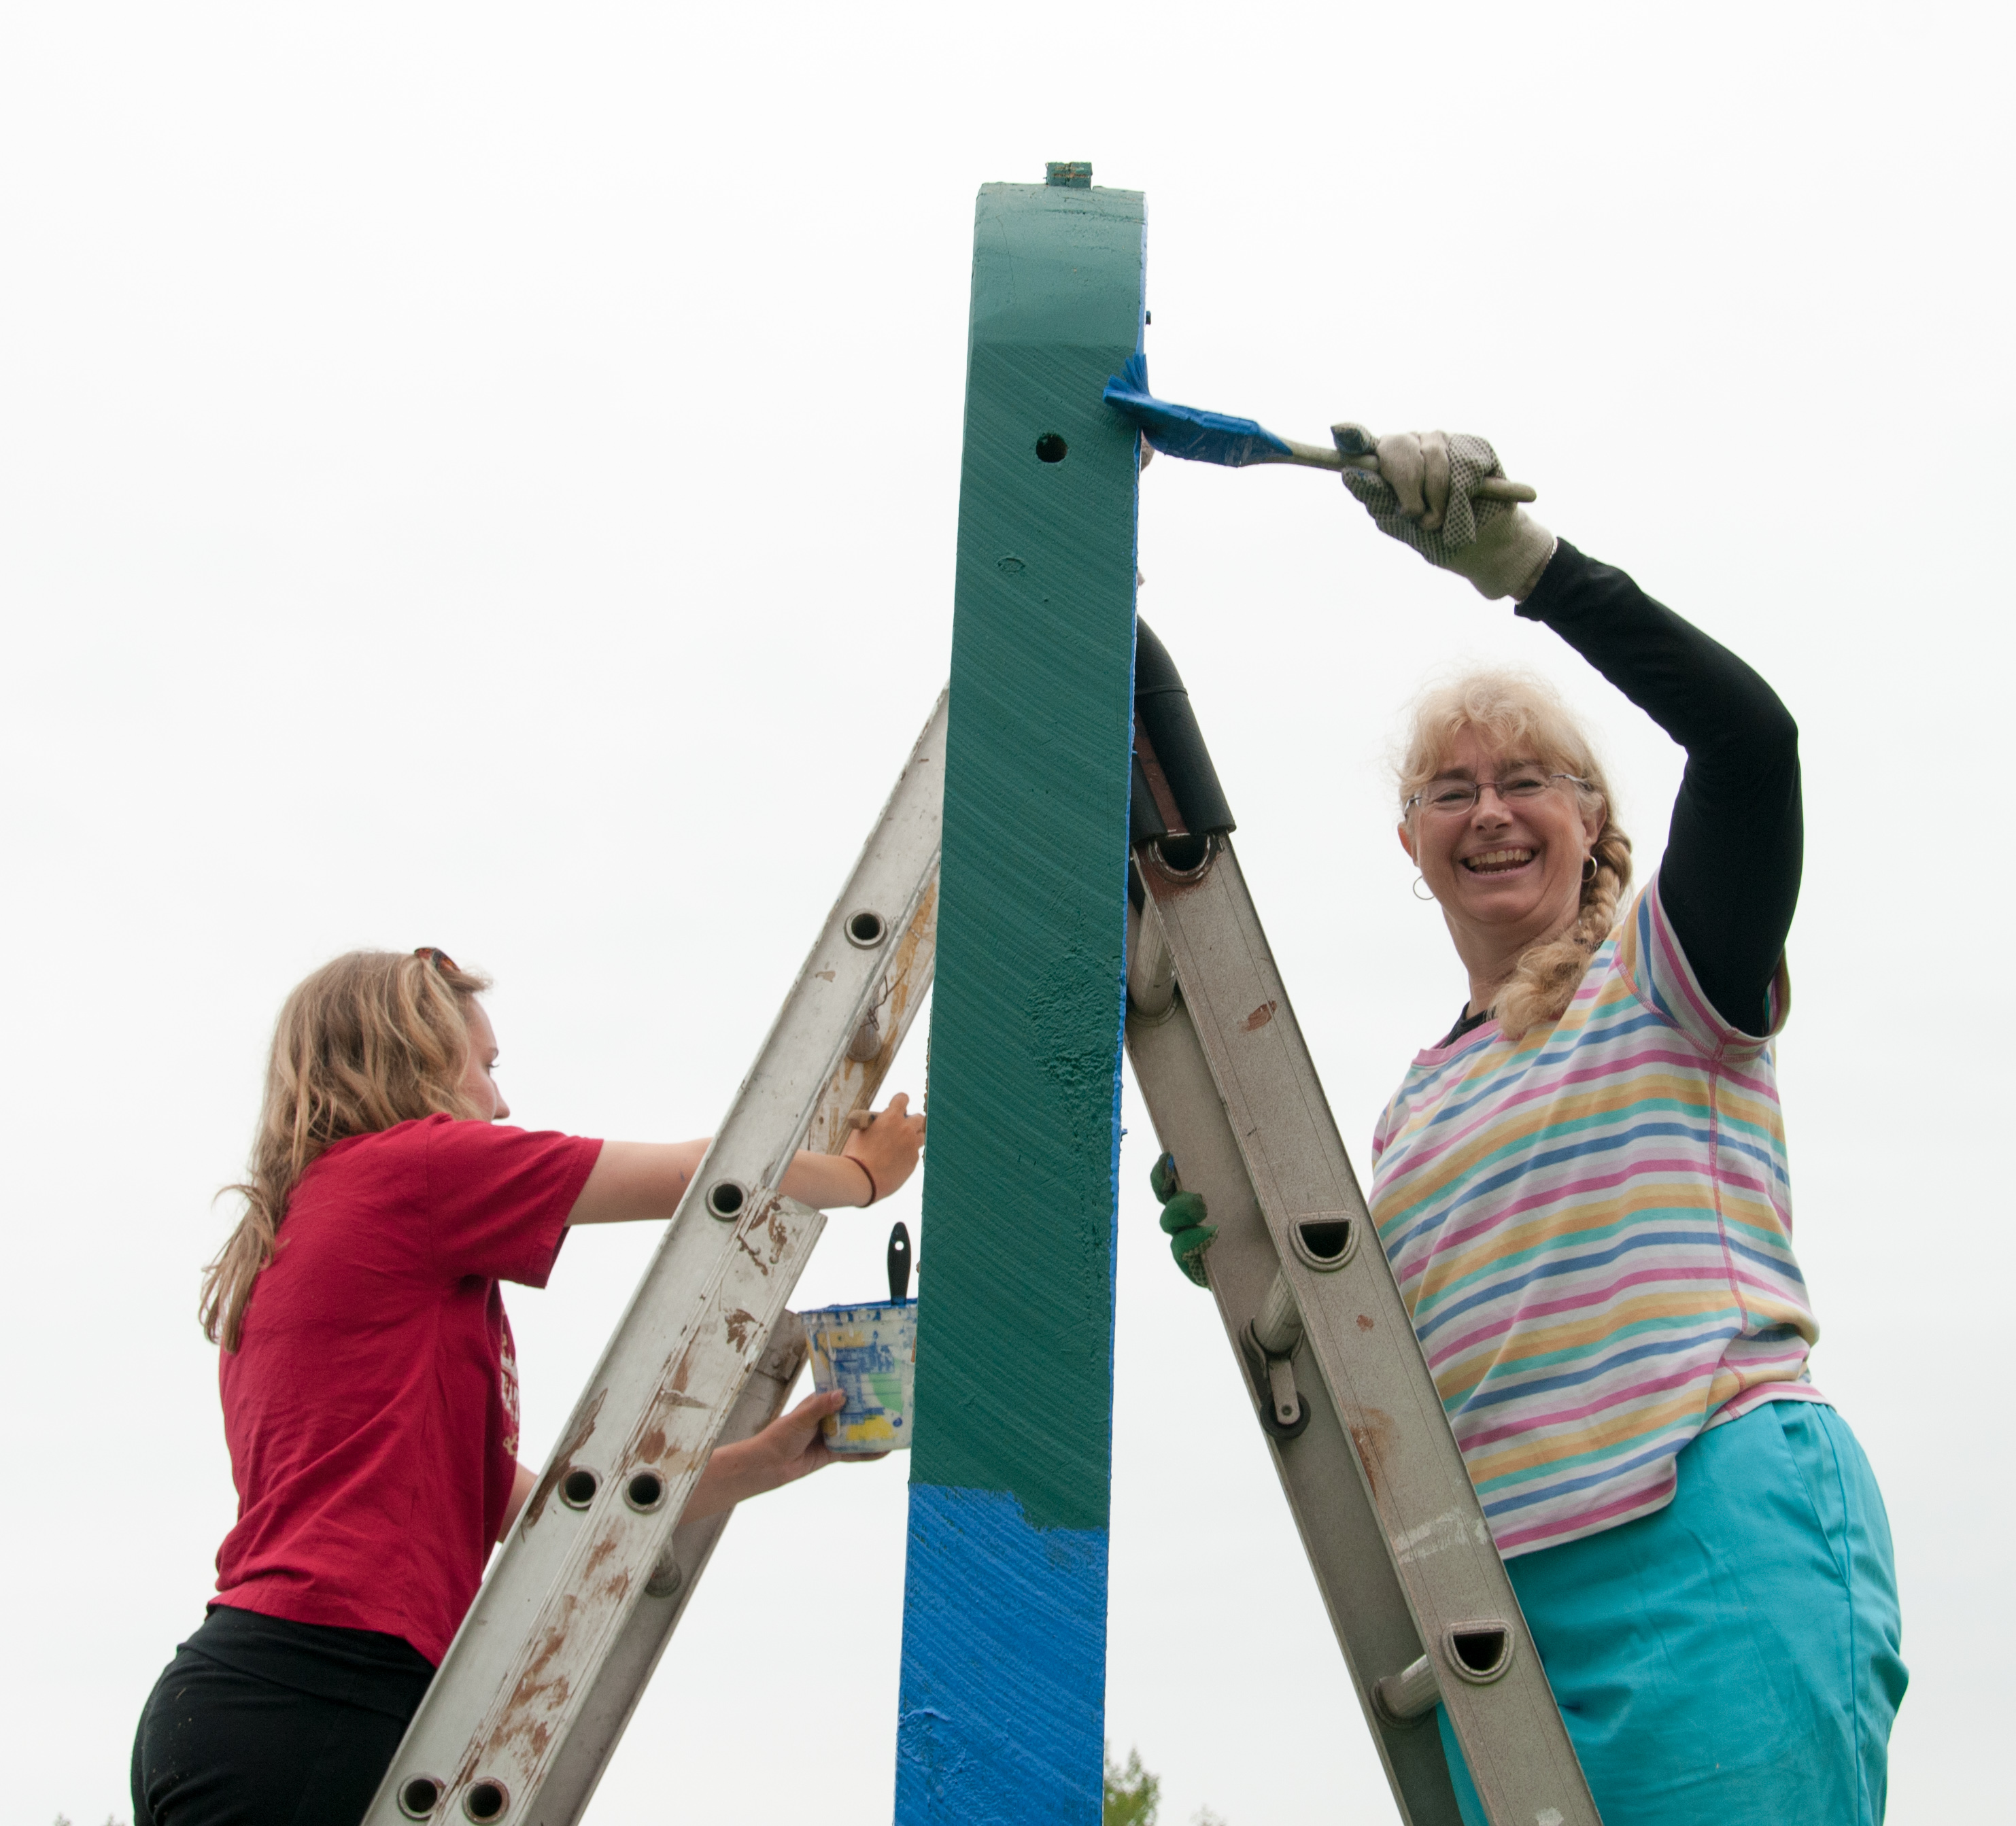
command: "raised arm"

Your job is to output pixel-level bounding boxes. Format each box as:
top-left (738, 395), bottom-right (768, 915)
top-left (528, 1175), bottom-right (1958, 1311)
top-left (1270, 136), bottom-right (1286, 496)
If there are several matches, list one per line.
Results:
top-left (1339, 430), bottom-right (1801, 1036)
top-left (1515, 542), bottom-right (1801, 1035)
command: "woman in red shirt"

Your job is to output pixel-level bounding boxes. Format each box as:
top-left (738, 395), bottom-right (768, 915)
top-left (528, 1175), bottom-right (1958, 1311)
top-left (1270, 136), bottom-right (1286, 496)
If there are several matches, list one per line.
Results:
top-left (131, 947), bottom-right (925, 1826)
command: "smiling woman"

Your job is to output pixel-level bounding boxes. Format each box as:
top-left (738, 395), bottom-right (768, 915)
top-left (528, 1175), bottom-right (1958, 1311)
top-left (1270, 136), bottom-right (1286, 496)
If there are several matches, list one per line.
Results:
top-left (1329, 428), bottom-right (1909, 1826)
top-left (1395, 672), bottom-right (1634, 1044)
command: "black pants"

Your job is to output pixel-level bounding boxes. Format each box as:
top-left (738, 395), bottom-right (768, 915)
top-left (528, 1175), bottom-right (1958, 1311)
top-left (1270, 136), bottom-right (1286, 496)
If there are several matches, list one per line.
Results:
top-left (131, 1606), bottom-right (434, 1826)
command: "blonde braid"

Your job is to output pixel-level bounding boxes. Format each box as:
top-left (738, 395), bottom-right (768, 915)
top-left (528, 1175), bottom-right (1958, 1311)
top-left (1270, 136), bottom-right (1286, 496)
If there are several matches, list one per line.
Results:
top-left (1494, 821), bottom-right (1633, 1041)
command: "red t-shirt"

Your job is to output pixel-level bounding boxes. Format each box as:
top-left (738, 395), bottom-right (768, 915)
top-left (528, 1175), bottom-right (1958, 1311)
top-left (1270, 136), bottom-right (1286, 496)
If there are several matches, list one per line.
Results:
top-left (213, 1114), bottom-right (602, 1665)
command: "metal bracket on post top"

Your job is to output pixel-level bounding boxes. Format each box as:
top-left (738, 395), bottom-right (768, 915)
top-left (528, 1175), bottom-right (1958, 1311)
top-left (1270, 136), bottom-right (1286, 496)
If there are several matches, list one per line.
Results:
top-left (1045, 160), bottom-right (1093, 188)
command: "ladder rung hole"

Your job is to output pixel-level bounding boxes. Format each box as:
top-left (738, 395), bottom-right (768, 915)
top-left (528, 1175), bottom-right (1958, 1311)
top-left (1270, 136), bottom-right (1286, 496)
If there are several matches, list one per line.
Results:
top-left (559, 1468), bottom-right (600, 1510)
top-left (626, 1470), bottom-right (666, 1512)
top-left (1034, 432), bottom-right (1068, 463)
top-left (398, 1776), bottom-right (445, 1819)
top-left (845, 909), bottom-right (887, 948)
top-left (706, 1180), bottom-right (747, 1219)
top-left (1288, 1216), bottom-right (1357, 1273)
top-left (1298, 1220), bottom-right (1352, 1260)
top-left (1152, 833), bottom-right (1210, 876)
top-left (463, 1779), bottom-right (510, 1822)
top-left (1450, 1625), bottom-right (1511, 1679)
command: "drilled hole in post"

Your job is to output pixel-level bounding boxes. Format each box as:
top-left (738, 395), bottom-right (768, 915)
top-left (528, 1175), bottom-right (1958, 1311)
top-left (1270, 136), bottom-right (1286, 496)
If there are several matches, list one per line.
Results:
top-left (559, 1468), bottom-right (600, 1510)
top-left (464, 1779), bottom-right (510, 1822)
top-left (845, 910), bottom-right (887, 948)
top-left (398, 1777), bottom-right (445, 1820)
top-left (1034, 432), bottom-right (1068, 463)
top-left (706, 1180), bottom-right (747, 1219)
top-left (626, 1470), bottom-right (666, 1512)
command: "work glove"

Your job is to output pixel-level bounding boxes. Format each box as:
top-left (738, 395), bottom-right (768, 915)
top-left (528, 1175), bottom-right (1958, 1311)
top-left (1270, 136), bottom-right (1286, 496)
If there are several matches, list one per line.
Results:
top-left (1336, 426), bottom-right (1556, 602)
top-left (1150, 1152), bottom-right (1216, 1288)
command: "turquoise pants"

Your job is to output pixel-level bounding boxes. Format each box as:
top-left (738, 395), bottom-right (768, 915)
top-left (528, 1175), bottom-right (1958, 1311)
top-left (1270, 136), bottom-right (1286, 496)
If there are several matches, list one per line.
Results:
top-left (1438, 1402), bottom-right (1906, 1825)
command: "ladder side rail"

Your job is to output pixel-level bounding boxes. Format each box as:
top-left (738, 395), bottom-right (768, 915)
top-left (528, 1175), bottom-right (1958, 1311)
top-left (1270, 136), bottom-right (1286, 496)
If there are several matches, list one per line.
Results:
top-left (376, 1195), bottom-right (830, 1823)
top-left (366, 693), bottom-right (949, 1826)
top-left (526, 866), bottom-right (939, 1826)
top-left (1123, 952), bottom-right (1463, 1826)
top-left (1136, 837), bottom-right (1601, 1826)
top-left (532, 1315), bottom-right (810, 1823)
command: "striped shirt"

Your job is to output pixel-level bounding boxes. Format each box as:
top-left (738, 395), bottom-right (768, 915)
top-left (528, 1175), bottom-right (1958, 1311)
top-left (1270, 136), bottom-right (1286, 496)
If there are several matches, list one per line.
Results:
top-left (1369, 874), bottom-right (1822, 1556)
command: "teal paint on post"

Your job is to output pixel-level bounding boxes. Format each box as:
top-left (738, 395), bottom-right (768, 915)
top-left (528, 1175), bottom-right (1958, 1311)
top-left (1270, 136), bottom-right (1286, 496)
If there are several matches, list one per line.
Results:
top-left (894, 179), bottom-right (1144, 1825)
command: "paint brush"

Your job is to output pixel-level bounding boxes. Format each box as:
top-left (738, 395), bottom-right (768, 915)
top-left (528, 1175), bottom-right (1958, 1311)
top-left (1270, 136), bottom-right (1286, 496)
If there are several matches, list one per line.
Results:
top-left (1102, 353), bottom-right (1537, 502)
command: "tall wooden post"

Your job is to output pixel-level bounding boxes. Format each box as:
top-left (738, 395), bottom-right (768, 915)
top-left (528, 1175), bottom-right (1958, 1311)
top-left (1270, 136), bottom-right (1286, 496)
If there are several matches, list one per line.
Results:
top-left (893, 171), bottom-right (1145, 1825)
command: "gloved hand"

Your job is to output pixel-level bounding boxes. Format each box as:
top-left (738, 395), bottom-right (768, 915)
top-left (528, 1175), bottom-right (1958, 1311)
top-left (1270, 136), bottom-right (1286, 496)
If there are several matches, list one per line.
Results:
top-left (1150, 1152), bottom-right (1216, 1288)
top-left (1336, 426), bottom-right (1556, 602)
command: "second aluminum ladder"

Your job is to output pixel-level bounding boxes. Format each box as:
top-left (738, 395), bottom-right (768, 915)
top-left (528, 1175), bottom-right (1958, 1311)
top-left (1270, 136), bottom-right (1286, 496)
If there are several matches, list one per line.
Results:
top-left (1122, 622), bottom-right (1602, 1826)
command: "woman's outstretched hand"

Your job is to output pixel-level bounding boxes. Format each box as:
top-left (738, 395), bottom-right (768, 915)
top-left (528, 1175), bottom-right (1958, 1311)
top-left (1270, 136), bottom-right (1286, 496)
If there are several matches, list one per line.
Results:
top-left (573, 1095), bottom-right (926, 1222)
top-left (841, 1092), bottom-right (926, 1205)
top-left (1338, 426), bottom-right (1557, 602)
top-left (772, 1092), bottom-right (924, 1210)
top-left (684, 1388), bottom-right (883, 1521)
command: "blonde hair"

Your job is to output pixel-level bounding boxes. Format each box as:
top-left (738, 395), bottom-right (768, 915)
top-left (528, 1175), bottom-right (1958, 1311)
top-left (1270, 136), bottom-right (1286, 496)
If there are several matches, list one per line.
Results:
top-left (1399, 670), bottom-right (1633, 1042)
top-left (200, 949), bottom-right (492, 1351)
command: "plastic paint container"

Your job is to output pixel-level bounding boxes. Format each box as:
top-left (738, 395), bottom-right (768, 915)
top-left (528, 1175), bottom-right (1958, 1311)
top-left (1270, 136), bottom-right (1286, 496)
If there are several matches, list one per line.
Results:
top-left (801, 1299), bottom-right (917, 1455)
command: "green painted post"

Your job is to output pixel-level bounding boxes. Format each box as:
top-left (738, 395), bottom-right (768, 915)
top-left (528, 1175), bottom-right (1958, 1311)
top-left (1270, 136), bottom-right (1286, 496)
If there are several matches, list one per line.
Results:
top-left (893, 174), bottom-right (1145, 1825)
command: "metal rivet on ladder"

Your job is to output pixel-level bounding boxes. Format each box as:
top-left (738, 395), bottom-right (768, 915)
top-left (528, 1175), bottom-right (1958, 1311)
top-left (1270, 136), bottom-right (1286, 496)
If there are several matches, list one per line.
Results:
top-left (847, 1007), bottom-right (883, 1062)
top-left (645, 1553), bottom-right (684, 1600)
top-left (1242, 1275), bottom-right (1312, 1440)
top-left (1252, 1273), bottom-right (1304, 1358)
top-left (397, 1776), bottom-right (445, 1820)
top-left (462, 1778), bottom-right (510, 1821)
top-left (844, 909), bottom-right (887, 948)
top-left (1373, 1653), bottom-right (1441, 1725)
top-left (1125, 897), bottom-right (1177, 1022)
top-left (558, 1468), bottom-right (600, 1510)
top-left (706, 1179), bottom-right (747, 1220)
top-left (624, 1470), bottom-right (666, 1513)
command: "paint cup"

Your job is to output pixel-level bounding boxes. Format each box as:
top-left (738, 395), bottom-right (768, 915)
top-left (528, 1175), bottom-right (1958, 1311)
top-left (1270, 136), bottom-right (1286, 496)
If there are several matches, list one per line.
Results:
top-left (800, 1299), bottom-right (917, 1455)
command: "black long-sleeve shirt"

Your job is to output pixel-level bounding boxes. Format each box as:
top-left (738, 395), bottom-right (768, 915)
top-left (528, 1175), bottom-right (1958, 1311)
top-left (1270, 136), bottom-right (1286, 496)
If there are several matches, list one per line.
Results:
top-left (1514, 540), bottom-right (1802, 1037)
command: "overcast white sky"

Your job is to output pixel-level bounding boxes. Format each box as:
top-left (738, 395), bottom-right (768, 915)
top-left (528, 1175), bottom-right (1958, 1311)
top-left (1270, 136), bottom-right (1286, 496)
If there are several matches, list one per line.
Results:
top-left (4, 4), bottom-right (2010, 1823)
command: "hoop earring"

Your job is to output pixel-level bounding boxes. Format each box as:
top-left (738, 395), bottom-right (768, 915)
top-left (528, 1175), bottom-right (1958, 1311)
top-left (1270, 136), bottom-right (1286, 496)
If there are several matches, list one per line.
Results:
top-left (1582, 855), bottom-right (1598, 884)
top-left (1413, 874), bottom-right (1437, 902)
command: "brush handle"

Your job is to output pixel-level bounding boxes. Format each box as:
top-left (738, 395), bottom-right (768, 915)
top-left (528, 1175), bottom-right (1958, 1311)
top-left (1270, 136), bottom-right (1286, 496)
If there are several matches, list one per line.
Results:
top-left (1272, 436), bottom-right (1537, 502)
top-left (887, 1222), bottom-right (912, 1304)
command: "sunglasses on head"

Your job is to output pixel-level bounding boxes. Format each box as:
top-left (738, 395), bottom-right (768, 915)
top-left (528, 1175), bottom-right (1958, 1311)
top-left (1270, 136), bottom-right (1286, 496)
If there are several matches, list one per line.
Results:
top-left (413, 947), bottom-right (461, 974)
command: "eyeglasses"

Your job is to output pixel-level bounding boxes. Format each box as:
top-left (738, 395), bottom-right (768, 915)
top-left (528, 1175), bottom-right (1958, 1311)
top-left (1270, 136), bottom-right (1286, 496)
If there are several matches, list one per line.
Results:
top-left (1404, 770), bottom-right (1592, 819)
top-left (414, 947), bottom-right (461, 973)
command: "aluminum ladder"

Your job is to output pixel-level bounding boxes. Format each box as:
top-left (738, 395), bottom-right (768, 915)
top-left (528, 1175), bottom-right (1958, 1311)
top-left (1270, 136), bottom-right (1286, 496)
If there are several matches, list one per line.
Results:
top-left (1121, 622), bottom-right (1602, 1826)
top-left (363, 693), bottom-right (947, 1826)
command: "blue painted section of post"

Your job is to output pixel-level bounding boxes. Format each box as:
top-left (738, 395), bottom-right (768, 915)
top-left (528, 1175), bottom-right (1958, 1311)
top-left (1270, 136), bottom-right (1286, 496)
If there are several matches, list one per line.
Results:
top-left (891, 177), bottom-right (1145, 1826)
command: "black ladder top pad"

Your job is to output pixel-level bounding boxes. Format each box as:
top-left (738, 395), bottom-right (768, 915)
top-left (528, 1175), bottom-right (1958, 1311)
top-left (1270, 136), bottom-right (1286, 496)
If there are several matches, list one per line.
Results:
top-left (1134, 617), bottom-right (1235, 838)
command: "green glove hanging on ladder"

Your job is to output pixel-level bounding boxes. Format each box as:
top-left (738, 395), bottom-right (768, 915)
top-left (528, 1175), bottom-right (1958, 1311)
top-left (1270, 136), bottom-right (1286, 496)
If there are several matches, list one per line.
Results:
top-left (1150, 1152), bottom-right (1216, 1288)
